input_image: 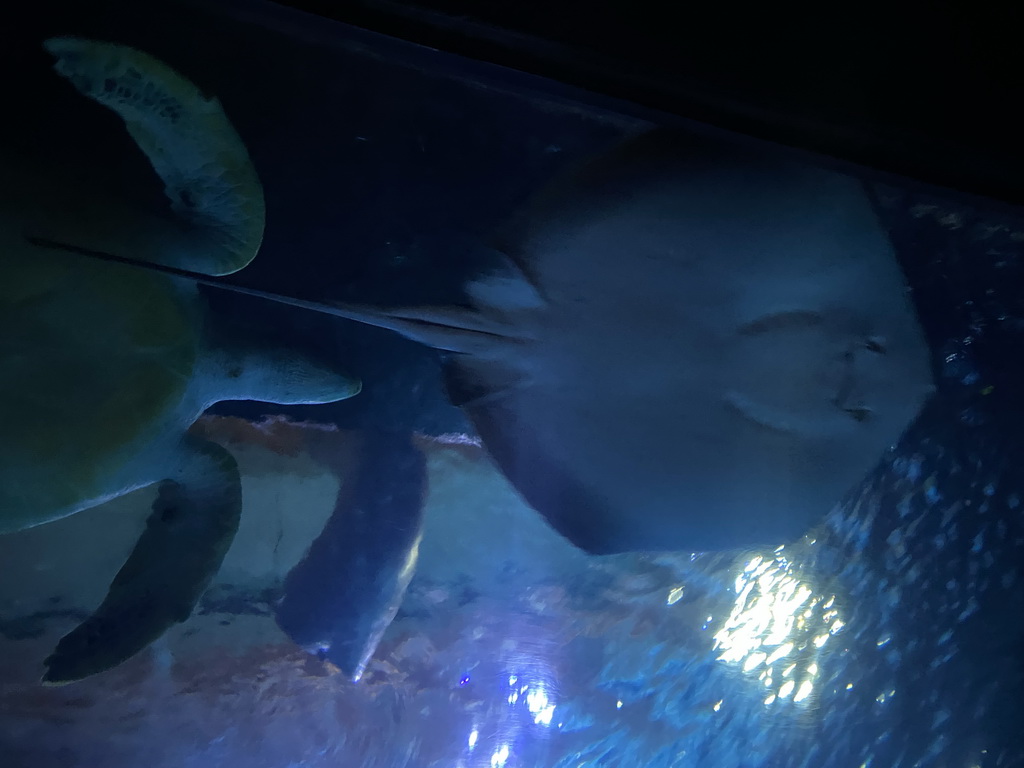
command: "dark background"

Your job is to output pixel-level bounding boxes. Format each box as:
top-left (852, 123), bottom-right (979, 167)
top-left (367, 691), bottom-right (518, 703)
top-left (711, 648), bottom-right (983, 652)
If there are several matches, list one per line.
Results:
top-left (267, 0), bottom-right (1024, 208)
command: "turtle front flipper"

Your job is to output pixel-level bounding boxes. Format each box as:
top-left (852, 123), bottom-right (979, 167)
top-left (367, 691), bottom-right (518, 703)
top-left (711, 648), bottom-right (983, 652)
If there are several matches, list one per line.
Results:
top-left (42, 436), bottom-right (241, 685)
top-left (28, 36), bottom-right (264, 276)
top-left (204, 320), bottom-right (362, 406)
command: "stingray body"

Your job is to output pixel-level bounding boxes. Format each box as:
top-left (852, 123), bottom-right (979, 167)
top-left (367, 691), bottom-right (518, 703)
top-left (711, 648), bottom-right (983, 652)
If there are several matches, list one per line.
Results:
top-left (47, 131), bottom-right (936, 555)
top-left (315, 132), bottom-right (935, 553)
top-left (372, 133), bottom-right (935, 552)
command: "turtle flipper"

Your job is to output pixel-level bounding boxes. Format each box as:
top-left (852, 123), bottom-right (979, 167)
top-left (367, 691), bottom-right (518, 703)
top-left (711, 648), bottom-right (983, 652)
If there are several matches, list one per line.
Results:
top-left (205, 323), bottom-right (362, 406)
top-left (42, 436), bottom-right (241, 685)
top-left (276, 430), bottom-right (427, 682)
top-left (30, 36), bottom-right (264, 276)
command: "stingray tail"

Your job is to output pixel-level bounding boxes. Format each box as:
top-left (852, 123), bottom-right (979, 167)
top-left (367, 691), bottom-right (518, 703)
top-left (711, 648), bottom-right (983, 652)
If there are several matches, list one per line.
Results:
top-left (26, 236), bottom-right (513, 355)
top-left (316, 302), bottom-right (513, 355)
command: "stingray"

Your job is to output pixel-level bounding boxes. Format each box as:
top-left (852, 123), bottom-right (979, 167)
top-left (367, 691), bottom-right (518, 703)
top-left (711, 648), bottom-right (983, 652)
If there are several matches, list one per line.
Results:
top-left (31, 130), bottom-right (935, 554)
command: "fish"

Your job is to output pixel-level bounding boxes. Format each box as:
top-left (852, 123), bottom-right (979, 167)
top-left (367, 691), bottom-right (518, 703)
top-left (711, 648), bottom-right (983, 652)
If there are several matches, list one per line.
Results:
top-left (32, 129), bottom-right (935, 554)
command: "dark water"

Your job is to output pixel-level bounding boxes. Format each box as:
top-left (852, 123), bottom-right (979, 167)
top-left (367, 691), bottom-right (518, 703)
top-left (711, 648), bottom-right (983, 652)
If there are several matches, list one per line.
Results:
top-left (1, 1), bottom-right (1023, 766)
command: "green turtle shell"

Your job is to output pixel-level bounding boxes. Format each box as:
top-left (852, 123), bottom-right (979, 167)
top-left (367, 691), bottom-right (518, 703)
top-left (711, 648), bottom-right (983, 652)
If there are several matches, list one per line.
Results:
top-left (1, 37), bottom-right (266, 531)
top-left (0, 243), bottom-right (198, 531)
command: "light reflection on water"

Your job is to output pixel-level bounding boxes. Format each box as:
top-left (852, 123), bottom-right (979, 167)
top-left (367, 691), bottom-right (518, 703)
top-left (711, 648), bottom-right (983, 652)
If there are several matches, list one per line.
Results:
top-left (452, 544), bottom-right (852, 766)
top-left (450, 539), bottom-right (869, 766)
top-left (710, 546), bottom-right (847, 707)
top-left (460, 663), bottom-right (560, 767)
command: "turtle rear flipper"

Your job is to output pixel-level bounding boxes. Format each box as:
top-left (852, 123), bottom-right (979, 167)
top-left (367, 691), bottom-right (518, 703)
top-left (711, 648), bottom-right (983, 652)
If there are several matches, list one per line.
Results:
top-left (42, 436), bottom-right (241, 685)
top-left (29, 36), bottom-right (264, 277)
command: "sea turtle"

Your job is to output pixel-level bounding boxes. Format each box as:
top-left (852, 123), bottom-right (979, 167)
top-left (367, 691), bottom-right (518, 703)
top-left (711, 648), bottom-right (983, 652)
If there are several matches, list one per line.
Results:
top-left (0, 37), bottom-right (360, 684)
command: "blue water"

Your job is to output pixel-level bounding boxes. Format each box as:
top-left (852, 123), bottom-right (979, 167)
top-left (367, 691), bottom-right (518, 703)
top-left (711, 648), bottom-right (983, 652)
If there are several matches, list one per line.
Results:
top-left (1, 1), bottom-right (1023, 766)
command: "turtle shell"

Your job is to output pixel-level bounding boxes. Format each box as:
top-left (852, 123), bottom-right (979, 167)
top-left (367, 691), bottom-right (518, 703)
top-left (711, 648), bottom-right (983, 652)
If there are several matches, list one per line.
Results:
top-left (1, 35), bottom-right (267, 532)
top-left (0, 239), bottom-right (199, 531)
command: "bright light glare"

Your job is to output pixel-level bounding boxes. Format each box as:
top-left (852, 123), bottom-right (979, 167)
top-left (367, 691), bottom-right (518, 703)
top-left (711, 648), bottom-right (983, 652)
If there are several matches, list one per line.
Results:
top-left (490, 744), bottom-right (510, 768)
top-left (711, 550), bottom-right (846, 706)
top-left (526, 685), bottom-right (556, 726)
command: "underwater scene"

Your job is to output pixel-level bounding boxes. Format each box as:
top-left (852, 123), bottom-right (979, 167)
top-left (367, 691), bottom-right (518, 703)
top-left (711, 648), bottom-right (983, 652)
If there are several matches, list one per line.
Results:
top-left (1, 1), bottom-right (1022, 767)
